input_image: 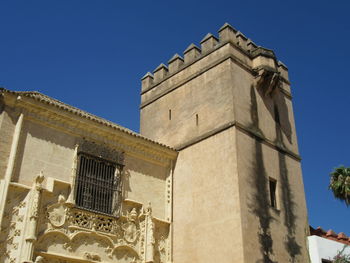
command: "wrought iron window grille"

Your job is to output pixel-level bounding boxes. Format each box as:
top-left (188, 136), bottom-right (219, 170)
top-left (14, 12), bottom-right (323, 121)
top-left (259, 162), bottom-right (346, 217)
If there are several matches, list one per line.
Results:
top-left (75, 152), bottom-right (124, 217)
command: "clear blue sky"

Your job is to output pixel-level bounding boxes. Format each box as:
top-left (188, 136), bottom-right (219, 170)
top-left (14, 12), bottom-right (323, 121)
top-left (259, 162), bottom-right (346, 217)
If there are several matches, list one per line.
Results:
top-left (1, 1), bottom-right (350, 234)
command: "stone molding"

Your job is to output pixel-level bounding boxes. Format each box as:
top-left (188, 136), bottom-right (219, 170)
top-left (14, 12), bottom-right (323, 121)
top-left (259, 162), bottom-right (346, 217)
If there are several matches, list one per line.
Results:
top-left (175, 121), bottom-right (301, 162)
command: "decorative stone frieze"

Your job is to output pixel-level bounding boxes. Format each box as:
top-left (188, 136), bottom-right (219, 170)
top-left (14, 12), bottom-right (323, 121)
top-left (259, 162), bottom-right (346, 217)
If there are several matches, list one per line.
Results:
top-left (35, 197), bottom-right (170, 263)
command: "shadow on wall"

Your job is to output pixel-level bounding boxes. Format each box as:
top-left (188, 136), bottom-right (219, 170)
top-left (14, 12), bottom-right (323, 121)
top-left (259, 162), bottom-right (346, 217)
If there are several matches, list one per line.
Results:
top-left (0, 97), bottom-right (19, 125)
top-left (276, 121), bottom-right (301, 261)
top-left (256, 75), bottom-right (292, 144)
top-left (124, 155), bottom-right (167, 180)
top-left (248, 84), bottom-right (301, 262)
top-left (249, 138), bottom-right (277, 263)
top-left (257, 69), bottom-right (301, 260)
top-left (248, 85), bottom-right (276, 263)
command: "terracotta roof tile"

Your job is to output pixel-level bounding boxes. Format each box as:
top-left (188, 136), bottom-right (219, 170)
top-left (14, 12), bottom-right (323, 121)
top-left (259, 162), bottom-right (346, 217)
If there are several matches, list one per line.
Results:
top-left (338, 232), bottom-right (348, 240)
top-left (326, 230), bottom-right (337, 237)
top-left (310, 226), bottom-right (350, 245)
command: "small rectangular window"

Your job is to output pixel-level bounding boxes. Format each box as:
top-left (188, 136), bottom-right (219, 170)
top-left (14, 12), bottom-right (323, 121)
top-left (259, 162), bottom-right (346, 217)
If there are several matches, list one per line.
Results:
top-left (75, 153), bottom-right (123, 216)
top-left (274, 104), bottom-right (281, 125)
top-left (269, 178), bottom-right (277, 208)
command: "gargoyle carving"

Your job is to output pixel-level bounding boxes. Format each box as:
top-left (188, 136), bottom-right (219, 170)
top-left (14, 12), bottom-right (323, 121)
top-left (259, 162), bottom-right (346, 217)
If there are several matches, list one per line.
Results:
top-left (256, 68), bottom-right (281, 97)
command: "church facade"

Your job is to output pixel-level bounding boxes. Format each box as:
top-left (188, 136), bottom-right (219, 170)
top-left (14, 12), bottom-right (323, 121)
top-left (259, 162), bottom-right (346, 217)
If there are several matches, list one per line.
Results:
top-left (0, 23), bottom-right (309, 263)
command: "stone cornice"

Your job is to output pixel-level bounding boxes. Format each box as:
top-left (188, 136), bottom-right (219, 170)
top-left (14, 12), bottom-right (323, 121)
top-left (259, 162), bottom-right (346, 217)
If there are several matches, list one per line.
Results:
top-left (1, 89), bottom-right (178, 166)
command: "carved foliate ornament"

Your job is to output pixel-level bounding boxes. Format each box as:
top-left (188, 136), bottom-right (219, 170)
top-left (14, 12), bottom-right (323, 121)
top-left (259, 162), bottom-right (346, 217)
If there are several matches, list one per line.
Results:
top-left (36, 200), bottom-right (169, 263)
top-left (30, 172), bottom-right (45, 219)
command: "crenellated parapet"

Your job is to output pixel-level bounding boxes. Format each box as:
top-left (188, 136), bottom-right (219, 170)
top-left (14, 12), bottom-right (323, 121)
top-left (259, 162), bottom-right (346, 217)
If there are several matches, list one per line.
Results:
top-left (141, 22), bottom-right (289, 94)
top-left (168, 54), bottom-right (184, 74)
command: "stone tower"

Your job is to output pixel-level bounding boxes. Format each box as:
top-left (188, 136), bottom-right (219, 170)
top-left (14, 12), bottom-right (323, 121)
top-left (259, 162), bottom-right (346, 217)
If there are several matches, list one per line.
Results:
top-left (140, 23), bottom-right (309, 263)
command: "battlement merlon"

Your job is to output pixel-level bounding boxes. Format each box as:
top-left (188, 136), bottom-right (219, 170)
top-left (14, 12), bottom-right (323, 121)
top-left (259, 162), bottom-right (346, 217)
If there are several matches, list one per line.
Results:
top-left (140, 22), bottom-right (289, 95)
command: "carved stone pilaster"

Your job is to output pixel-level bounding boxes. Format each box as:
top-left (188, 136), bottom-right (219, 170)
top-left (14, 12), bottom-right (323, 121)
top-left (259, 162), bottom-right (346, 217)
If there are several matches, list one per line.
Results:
top-left (66, 144), bottom-right (78, 205)
top-left (21, 172), bottom-right (45, 263)
top-left (144, 203), bottom-right (155, 263)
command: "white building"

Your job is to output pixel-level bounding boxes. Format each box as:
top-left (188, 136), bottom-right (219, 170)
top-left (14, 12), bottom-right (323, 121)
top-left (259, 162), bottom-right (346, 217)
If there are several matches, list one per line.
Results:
top-left (308, 227), bottom-right (350, 263)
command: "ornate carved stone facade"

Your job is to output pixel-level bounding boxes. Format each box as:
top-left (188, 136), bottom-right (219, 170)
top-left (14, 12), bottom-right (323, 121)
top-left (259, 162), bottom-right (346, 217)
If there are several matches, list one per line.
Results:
top-left (0, 86), bottom-right (176, 263)
top-left (34, 196), bottom-right (169, 263)
top-left (0, 22), bottom-right (309, 263)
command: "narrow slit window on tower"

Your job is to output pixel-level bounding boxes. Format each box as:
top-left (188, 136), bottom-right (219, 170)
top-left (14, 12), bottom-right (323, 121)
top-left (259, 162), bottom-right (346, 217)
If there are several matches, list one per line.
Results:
top-left (274, 104), bottom-right (281, 125)
top-left (196, 114), bottom-right (199, 126)
top-left (269, 178), bottom-right (277, 209)
top-left (75, 153), bottom-right (123, 216)
top-left (169, 109), bottom-right (171, 120)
